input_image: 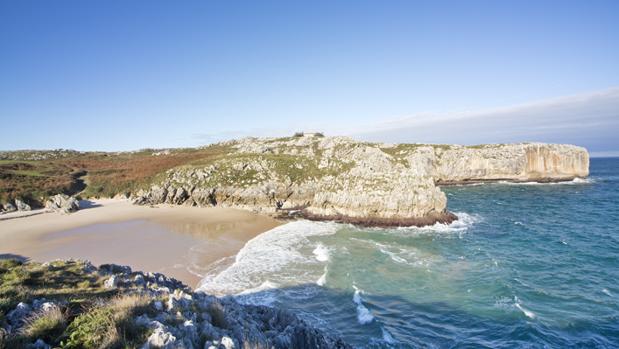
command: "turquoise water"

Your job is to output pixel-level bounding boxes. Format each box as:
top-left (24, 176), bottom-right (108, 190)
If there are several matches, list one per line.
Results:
top-left (199, 158), bottom-right (619, 348)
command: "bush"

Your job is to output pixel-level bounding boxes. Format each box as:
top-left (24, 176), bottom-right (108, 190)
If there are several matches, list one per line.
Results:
top-left (293, 132), bottom-right (304, 137)
top-left (61, 306), bottom-right (116, 348)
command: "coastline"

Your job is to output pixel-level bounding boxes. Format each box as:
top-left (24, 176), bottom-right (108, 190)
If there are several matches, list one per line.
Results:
top-left (0, 199), bottom-right (281, 288)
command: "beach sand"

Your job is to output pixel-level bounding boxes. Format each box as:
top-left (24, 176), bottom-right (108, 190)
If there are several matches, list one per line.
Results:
top-left (0, 199), bottom-right (281, 288)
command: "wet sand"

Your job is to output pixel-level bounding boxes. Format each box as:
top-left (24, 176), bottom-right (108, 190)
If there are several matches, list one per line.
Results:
top-left (0, 199), bottom-right (281, 288)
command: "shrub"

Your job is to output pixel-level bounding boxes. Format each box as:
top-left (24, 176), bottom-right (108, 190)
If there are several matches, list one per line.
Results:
top-left (293, 132), bottom-right (304, 137)
top-left (61, 306), bottom-right (116, 348)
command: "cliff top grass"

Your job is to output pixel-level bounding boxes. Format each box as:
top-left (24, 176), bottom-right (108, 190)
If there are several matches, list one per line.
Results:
top-left (0, 259), bottom-right (154, 348)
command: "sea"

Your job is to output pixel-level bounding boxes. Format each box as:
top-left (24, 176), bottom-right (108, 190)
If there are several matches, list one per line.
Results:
top-left (198, 158), bottom-right (619, 348)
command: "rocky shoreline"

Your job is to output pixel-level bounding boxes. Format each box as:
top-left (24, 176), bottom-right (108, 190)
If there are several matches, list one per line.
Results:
top-left (0, 259), bottom-right (350, 349)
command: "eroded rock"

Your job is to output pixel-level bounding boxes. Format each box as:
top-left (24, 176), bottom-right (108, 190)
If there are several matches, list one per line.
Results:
top-left (45, 194), bottom-right (80, 214)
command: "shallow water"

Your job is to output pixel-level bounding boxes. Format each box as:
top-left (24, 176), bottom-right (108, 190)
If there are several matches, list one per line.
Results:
top-left (198, 158), bottom-right (619, 348)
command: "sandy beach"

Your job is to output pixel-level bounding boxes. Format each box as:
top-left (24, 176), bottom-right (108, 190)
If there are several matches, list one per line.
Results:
top-left (0, 199), bottom-right (281, 288)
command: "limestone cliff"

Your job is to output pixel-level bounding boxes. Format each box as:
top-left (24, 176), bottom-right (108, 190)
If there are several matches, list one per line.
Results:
top-left (422, 143), bottom-right (588, 184)
top-left (132, 135), bottom-right (589, 226)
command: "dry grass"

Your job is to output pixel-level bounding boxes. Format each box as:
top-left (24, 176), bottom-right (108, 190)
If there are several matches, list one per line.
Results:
top-left (20, 305), bottom-right (67, 342)
top-left (0, 144), bottom-right (233, 206)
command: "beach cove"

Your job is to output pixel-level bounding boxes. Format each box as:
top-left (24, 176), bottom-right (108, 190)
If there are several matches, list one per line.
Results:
top-left (0, 199), bottom-right (281, 288)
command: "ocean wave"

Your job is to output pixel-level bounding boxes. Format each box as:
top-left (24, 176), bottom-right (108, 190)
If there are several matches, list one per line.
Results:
top-left (197, 220), bottom-right (339, 296)
top-left (395, 211), bottom-right (481, 234)
top-left (381, 326), bottom-right (397, 344)
top-left (497, 177), bottom-right (595, 186)
top-left (352, 285), bottom-right (374, 325)
top-left (235, 280), bottom-right (279, 306)
top-left (313, 243), bottom-right (330, 262)
top-left (316, 266), bottom-right (328, 286)
top-left (514, 296), bottom-right (536, 319)
top-left (349, 237), bottom-right (437, 267)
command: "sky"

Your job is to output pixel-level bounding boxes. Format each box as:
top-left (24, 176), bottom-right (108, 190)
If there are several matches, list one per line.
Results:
top-left (1, 1), bottom-right (618, 155)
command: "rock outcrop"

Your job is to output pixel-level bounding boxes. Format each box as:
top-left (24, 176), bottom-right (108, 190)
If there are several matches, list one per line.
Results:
top-left (1, 260), bottom-right (351, 349)
top-left (131, 136), bottom-right (589, 226)
top-left (45, 194), bottom-right (80, 213)
top-left (14, 199), bottom-right (31, 211)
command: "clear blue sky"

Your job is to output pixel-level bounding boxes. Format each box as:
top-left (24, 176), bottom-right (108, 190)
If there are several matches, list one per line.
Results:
top-left (1, 0), bottom-right (618, 151)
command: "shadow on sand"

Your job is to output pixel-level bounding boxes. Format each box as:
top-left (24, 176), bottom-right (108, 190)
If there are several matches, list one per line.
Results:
top-left (0, 253), bottom-right (30, 262)
top-left (78, 200), bottom-right (102, 210)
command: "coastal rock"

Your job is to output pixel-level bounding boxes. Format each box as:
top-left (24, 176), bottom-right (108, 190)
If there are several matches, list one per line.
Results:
top-left (45, 194), bottom-right (80, 213)
top-left (32, 339), bottom-right (51, 349)
top-left (3, 202), bottom-right (17, 212)
top-left (7, 302), bottom-right (32, 326)
top-left (99, 263), bottom-right (132, 275)
top-left (143, 327), bottom-right (177, 348)
top-left (131, 136), bottom-right (589, 226)
top-left (15, 199), bottom-right (31, 211)
top-left (2, 260), bottom-right (352, 349)
top-left (104, 275), bottom-right (118, 289)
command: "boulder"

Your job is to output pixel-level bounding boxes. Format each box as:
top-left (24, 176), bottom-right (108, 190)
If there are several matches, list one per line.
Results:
top-left (15, 199), bottom-right (31, 211)
top-left (104, 275), bottom-right (118, 289)
top-left (45, 194), bottom-right (80, 214)
top-left (3, 202), bottom-right (16, 212)
top-left (143, 327), bottom-right (177, 348)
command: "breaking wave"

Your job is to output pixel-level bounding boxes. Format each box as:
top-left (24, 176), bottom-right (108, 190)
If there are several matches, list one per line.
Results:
top-left (197, 220), bottom-right (338, 296)
top-left (352, 285), bottom-right (374, 325)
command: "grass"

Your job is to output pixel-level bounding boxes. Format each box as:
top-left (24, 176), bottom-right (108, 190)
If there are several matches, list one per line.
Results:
top-left (0, 260), bottom-right (153, 349)
top-left (61, 295), bottom-right (151, 349)
top-left (0, 144), bottom-right (235, 206)
top-left (20, 305), bottom-right (67, 343)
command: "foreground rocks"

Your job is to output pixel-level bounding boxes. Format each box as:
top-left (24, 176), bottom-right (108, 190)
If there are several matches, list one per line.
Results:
top-left (132, 135), bottom-right (589, 226)
top-left (44, 194), bottom-right (80, 214)
top-left (0, 259), bottom-right (350, 349)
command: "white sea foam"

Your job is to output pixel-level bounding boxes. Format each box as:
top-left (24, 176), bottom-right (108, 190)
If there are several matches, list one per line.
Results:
top-left (395, 211), bottom-right (481, 235)
top-left (602, 288), bottom-right (612, 296)
top-left (313, 243), bottom-right (330, 262)
top-left (197, 220), bottom-right (339, 296)
top-left (498, 177), bottom-right (594, 186)
top-left (514, 296), bottom-right (536, 319)
top-left (381, 327), bottom-right (397, 344)
top-left (316, 266), bottom-right (328, 286)
top-left (350, 237), bottom-right (437, 267)
top-left (235, 280), bottom-right (279, 306)
top-left (352, 285), bottom-right (374, 325)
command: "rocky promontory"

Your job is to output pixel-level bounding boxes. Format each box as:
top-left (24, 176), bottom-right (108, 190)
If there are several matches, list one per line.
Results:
top-left (132, 135), bottom-right (589, 226)
top-left (0, 259), bottom-right (350, 349)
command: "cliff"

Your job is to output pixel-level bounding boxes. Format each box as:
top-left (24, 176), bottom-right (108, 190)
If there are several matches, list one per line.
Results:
top-left (131, 135), bottom-right (589, 226)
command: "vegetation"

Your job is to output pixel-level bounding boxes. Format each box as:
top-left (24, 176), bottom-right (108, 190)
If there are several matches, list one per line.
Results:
top-left (0, 144), bottom-right (233, 206)
top-left (0, 259), bottom-right (154, 349)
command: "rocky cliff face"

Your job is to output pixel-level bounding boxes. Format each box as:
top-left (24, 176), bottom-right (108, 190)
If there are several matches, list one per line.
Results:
top-left (426, 143), bottom-right (589, 184)
top-left (132, 135), bottom-right (589, 226)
